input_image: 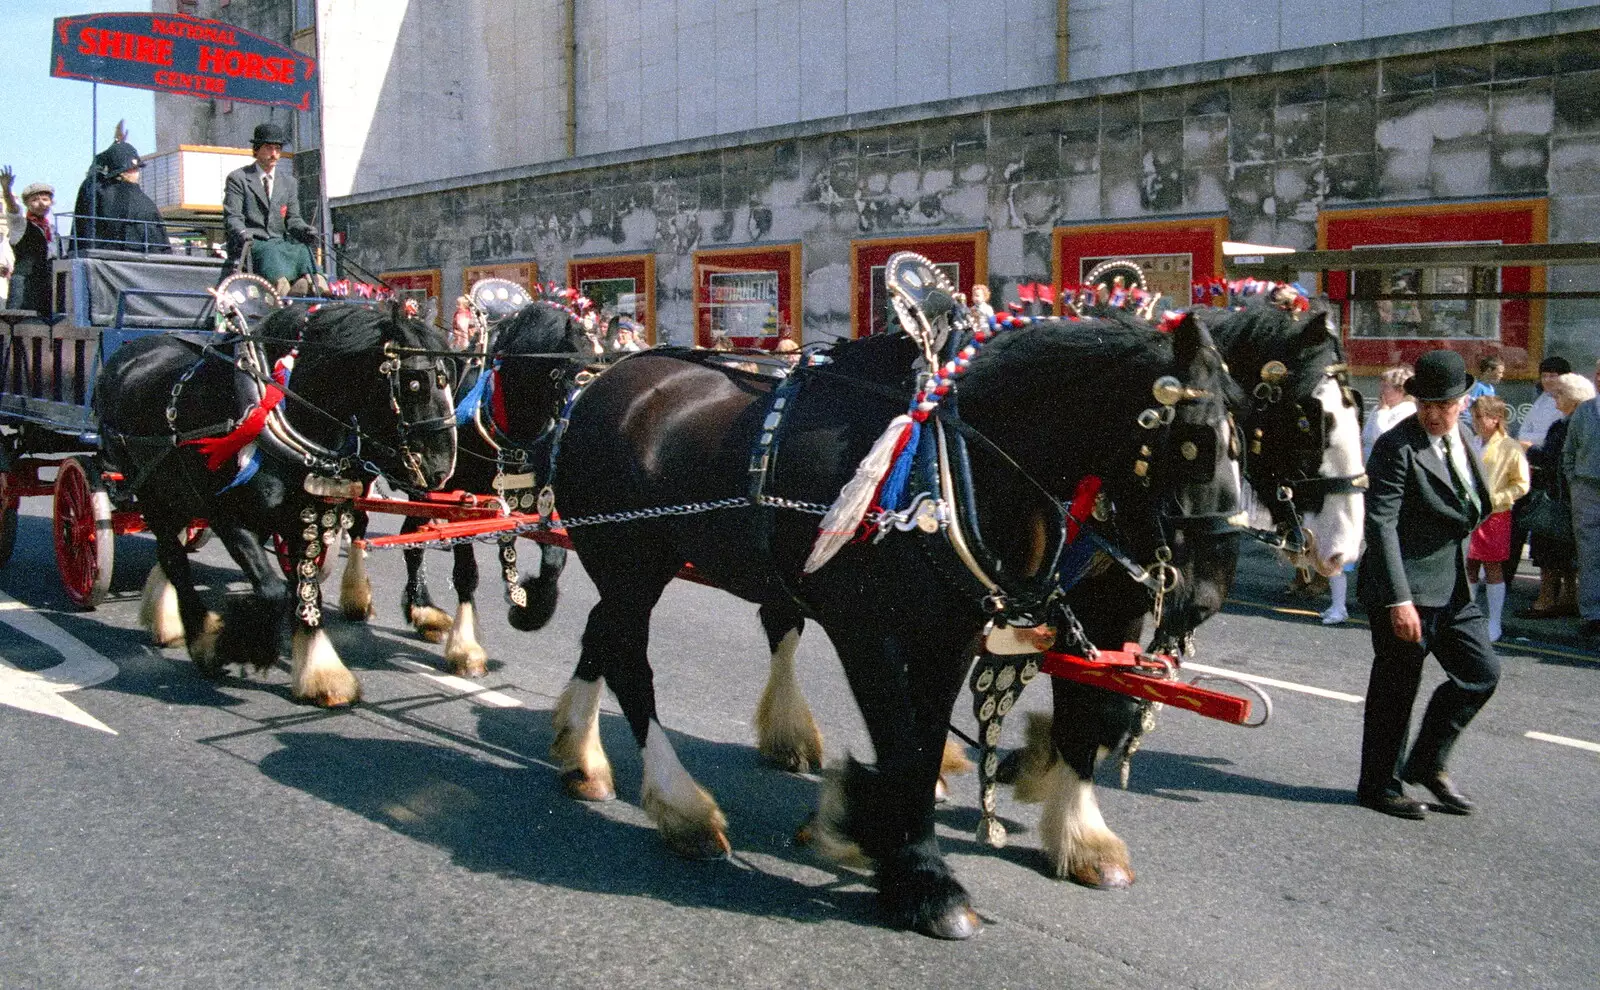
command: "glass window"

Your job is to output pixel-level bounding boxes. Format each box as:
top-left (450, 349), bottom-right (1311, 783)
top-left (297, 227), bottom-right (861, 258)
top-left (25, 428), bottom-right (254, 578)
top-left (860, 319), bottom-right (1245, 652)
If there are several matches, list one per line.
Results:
top-left (1349, 245), bottom-right (1501, 340)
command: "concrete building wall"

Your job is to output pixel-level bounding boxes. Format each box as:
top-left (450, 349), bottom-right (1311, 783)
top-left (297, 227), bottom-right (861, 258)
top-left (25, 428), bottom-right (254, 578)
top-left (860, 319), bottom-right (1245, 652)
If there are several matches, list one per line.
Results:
top-left (160, 1), bottom-right (1599, 198)
top-left (330, 14), bottom-right (1600, 372)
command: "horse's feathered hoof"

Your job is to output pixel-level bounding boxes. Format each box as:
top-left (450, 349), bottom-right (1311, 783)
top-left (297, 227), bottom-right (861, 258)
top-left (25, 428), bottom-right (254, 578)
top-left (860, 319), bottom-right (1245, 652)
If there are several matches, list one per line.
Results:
top-left (878, 852), bottom-right (981, 940)
top-left (507, 574), bottom-right (560, 632)
top-left (561, 768), bottom-right (615, 803)
top-left (661, 825), bottom-right (732, 861)
top-left (409, 605), bottom-right (451, 644)
top-left (189, 612), bottom-right (225, 678)
top-left (446, 649), bottom-right (487, 679)
top-left (923, 906), bottom-right (982, 941)
top-left (1070, 861), bottom-right (1134, 890)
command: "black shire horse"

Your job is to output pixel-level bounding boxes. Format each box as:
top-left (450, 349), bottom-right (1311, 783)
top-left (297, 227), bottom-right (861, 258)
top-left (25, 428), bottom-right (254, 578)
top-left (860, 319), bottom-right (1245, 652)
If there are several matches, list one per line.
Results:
top-left (339, 291), bottom-right (588, 676)
top-left (540, 308), bottom-right (1241, 937)
top-left (993, 298), bottom-right (1367, 887)
top-left (750, 296), bottom-right (1367, 889)
top-left (97, 299), bottom-right (457, 706)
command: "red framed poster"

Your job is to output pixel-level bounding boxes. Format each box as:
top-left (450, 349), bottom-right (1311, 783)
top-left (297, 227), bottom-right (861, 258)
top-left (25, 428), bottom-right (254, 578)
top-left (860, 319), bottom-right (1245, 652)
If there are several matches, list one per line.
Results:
top-left (380, 267), bottom-right (442, 324)
top-left (849, 232), bottom-right (988, 338)
top-left (569, 253), bottom-right (657, 345)
top-left (1319, 200), bottom-right (1548, 377)
top-left (463, 261), bottom-right (539, 295)
top-left (693, 244), bottom-right (802, 350)
top-left (1053, 217), bottom-right (1228, 312)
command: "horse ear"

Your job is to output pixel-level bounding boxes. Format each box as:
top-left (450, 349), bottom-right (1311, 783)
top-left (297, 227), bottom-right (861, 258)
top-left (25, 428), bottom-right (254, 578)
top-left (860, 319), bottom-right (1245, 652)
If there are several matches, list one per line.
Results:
top-left (1296, 304), bottom-right (1339, 345)
top-left (1169, 311), bottom-right (1214, 369)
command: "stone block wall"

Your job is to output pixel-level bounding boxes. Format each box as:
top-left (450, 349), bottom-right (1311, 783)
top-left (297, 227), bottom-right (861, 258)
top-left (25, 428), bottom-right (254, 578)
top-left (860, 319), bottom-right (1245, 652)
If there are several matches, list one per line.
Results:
top-left (334, 20), bottom-right (1600, 364)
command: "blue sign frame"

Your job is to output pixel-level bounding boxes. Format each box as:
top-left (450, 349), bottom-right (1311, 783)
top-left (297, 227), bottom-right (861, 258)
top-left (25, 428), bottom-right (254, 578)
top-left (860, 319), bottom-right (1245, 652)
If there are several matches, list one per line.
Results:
top-left (52, 10), bottom-right (316, 111)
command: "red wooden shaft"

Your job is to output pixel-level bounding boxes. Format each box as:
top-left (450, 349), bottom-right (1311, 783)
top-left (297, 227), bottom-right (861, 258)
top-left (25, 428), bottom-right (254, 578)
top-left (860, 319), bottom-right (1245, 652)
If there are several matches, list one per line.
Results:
top-left (1038, 649), bottom-right (1252, 724)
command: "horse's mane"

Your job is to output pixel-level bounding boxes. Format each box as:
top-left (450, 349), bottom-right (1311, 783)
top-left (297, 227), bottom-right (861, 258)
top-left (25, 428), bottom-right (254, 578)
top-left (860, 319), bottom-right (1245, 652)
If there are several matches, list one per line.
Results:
top-left (493, 301), bottom-right (583, 357)
top-left (294, 303), bottom-right (441, 368)
top-left (817, 330), bottom-right (925, 388)
top-left (1198, 299), bottom-right (1340, 398)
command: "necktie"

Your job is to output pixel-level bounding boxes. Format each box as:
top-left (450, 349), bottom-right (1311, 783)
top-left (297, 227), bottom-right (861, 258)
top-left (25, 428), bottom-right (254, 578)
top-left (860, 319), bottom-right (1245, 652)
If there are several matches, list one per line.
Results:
top-left (1441, 433), bottom-right (1480, 514)
top-left (263, 171), bottom-right (272, 202)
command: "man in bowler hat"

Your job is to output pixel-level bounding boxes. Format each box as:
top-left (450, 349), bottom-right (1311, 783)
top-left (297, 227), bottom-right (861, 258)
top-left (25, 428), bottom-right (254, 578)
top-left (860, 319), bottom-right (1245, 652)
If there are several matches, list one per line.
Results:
top-left (223, 122), bottom-right (322, 295)
top-left (1356, 349), bottom-right (1500, 819)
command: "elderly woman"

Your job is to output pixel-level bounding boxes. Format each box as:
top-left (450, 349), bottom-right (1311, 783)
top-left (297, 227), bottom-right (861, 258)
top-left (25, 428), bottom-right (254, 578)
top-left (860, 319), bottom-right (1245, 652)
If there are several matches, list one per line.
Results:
top-left (1552, 370), bottom-right (1600, 631)
top-left (1522, 372), bottom-right (1597, 619)
top-left (1362, 365), bottom-right (1417, 462)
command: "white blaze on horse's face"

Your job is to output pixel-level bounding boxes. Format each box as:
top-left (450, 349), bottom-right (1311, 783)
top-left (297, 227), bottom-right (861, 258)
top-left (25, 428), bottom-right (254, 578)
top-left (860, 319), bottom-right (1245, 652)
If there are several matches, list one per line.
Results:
top-left (1299, 375), bottom-right (1364, 576)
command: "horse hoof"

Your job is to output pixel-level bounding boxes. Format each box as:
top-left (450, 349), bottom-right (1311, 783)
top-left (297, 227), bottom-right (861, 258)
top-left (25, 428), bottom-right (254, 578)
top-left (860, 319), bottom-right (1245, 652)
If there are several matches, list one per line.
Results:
top-left (1071, 862), bottom-right (1135, 890)
top-left (921, 906), bottom-right (982, 941)
top-left (933, 775), bottom-right (949, 804)
top-left (409, 605), bottom-right (451, 644)
top-left (189, 612), bottom-right (225, 677)
top-left (297, 686), bottom-right (361, 709)
top-left (662, 827), bottom-right (731, 861)
top-left (561, 769), bottom-right (615, 803)
top-left (445, 642), bottom-right (488, 679)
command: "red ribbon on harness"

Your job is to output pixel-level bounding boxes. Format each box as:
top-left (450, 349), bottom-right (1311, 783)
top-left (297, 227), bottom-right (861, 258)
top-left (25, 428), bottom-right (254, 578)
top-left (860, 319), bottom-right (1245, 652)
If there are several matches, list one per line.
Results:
top-left (181, 358), bottom-right (291, 471)
top-left (1065, 474), bottom-right (1101, 545)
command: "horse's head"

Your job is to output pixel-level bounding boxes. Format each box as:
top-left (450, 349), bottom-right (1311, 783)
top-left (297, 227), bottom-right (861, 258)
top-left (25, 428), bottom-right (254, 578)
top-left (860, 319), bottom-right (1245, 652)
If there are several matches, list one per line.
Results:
top-left (293, 303), bottom-right (458, 492)
top-left (1207, 301), bottom-right (1366, 577)
top-left (954, 317), bottom-right (1242, 637)
top-left (484, 299), bottom-right (588, 442)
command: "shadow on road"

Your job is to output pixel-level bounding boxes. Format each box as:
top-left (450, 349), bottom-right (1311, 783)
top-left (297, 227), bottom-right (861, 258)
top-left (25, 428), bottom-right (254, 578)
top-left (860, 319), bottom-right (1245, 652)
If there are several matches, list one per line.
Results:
top-left (253, 706), bottom-right (884, 931)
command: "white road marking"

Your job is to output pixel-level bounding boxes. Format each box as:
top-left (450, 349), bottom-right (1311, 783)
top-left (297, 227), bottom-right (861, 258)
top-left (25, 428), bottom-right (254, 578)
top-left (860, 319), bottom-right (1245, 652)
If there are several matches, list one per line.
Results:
top-left (388, 656), bottom-right (523, 707)
top-left (1524, 731), bottom-right (1600, 754)
top-left (0, 592), bottom-right (119, 735)
top-left (1182, 661), bottom-right (1365, 703)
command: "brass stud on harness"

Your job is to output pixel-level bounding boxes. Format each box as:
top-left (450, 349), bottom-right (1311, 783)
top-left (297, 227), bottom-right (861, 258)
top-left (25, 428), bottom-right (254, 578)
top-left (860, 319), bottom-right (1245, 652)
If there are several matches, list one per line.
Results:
top-left (1261, 360), bottom-right (1289, 384)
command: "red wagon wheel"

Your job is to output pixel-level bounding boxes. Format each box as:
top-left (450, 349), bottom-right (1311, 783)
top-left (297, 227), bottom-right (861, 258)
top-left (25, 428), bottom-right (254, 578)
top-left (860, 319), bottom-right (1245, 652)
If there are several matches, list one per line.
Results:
top-left (53, 457), bottom-right (115, 608)
top-left (0, 471), bottom-right (19, 567)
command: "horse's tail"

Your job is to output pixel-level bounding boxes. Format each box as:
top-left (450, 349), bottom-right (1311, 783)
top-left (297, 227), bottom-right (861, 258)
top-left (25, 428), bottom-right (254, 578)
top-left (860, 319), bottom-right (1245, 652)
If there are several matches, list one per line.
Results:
top-left (507, 543), bottom-right (567, 631)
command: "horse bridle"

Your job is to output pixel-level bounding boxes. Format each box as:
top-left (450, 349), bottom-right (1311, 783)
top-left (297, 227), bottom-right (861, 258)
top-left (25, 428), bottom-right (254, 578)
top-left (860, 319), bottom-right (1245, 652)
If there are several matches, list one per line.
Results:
top-left (377, 339), bottom-right (456, 490)
top-left (1240, 358), bottom-right (1369, 551)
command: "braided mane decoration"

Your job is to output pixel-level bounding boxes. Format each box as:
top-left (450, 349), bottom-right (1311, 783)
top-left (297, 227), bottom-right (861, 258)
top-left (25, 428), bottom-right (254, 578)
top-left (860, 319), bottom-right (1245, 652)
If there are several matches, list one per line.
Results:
top-left (804, 309), bottom-right (1060, 574)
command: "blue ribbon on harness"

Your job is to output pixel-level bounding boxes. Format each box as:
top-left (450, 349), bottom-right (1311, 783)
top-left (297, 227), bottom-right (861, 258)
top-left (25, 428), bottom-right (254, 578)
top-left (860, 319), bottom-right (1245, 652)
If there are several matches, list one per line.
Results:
top-left (219, 445), bottom-right (264, 492)
top-left (454, 362), bottom-right (495, 426)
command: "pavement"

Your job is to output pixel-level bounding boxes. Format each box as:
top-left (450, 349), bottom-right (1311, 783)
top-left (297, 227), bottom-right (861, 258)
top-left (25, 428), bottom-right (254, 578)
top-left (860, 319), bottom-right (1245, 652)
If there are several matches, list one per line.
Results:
top-left (1227, 539), bottom-right (1598, 658)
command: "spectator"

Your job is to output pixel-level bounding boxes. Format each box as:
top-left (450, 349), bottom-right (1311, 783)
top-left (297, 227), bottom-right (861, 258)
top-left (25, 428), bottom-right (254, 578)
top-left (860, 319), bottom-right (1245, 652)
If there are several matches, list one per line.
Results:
top-left (72, 139), bottom-right (171, 253)
top-left (1361, 365), bottom-right (1417, 462)
top-left (1506, 355), bottom-right (1571, 585)
top-left (1464, 396), bottom-right (1530, 642)
top-left (223, 122), bottom-right (321, 297)
top-left (0, 205), bottom-right (10, 304)
top-left (1518, 372), bottom-right (1593, 620)
top-left (450, 295), bottom-right (476, 350)
top-left (968, 283), bottom-right (995, 324)
top-left (1559, 358), bottom-right (1600, 639)
top-left (1356, 349), bottom-right (1497, 819)
top-left (1, 170), bottom-right (55, 315)
top-left (1461, 354), bottom-right (1503, 445)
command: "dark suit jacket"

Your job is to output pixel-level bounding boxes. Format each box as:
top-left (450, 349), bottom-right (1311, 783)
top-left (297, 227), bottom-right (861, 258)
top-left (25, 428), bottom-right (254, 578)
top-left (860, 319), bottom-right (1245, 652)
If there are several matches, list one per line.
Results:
top-left (1357, 414), bottom-right (1493, 609)
top-left (222, 162), bottom-right (312, 254)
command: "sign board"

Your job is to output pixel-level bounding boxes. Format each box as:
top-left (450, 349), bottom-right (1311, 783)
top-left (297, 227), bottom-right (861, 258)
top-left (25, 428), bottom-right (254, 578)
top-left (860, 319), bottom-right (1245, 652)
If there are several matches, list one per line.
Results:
top-left (52, 11), bottom-right (316, 110)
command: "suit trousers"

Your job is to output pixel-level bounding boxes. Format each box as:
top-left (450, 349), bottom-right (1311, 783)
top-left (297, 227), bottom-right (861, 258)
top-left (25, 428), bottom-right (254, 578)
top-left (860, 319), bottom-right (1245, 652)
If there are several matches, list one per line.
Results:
top-left (1358, 597), bottom-right (1500, 796)
top-left (1571, 477), bottom-right (1600, 621)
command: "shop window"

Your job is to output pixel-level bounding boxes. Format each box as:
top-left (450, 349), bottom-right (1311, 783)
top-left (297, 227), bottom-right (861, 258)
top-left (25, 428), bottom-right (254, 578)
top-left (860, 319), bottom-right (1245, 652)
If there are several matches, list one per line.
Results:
top-left (850, 232), bottom-right (987, 338)
top-left (1321, 200), bottom-right (1547, 375)
top-left (1053, 218), bottom-right (1228, 313)
top-left (692, 244), bottom-right (802, 350)
top-left (1349, 256), bottom-right (1499, 341)
top-left (380, 268), bottom-right (442, 324)
top-left (570, 254), bottom-right (656, 345)
top-left (462, 261), bottom-right (538, 296)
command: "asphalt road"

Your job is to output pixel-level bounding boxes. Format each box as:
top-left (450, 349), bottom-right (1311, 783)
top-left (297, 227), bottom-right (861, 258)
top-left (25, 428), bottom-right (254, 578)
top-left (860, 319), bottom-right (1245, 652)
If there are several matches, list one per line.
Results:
top-left (2, 499), bottom-right (1597, 990)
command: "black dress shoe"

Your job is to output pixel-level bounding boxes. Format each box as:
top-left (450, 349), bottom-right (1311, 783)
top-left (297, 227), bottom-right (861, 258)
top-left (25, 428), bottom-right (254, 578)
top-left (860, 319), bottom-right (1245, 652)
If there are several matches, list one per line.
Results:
top-left (1403, 772), bottom-right (1475, 815)
top-left (1356, 790), bottom-right (1427, 820)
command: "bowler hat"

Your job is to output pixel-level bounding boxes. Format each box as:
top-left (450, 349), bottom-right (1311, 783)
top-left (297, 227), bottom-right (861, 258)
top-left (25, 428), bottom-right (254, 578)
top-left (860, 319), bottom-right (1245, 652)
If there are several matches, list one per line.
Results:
top-left (1405, 349), bottom-right (1474, 403)
top-left (251, 122), bottom-right (290, 148)
top-left (1539, 355), bottom-right (1572, 375)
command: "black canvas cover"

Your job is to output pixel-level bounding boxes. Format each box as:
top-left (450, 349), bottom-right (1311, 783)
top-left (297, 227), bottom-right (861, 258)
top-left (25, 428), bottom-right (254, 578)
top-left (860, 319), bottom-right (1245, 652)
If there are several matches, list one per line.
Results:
top-left (70, 251), bottom-right (225, 329)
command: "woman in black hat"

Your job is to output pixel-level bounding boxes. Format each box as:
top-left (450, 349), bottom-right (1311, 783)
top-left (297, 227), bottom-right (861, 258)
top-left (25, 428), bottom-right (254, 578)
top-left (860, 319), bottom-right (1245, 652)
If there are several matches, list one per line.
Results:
top-left (71, 137), bottom-right (172, 254)
top-left (1355, 349), bottom-right (1500, 819)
